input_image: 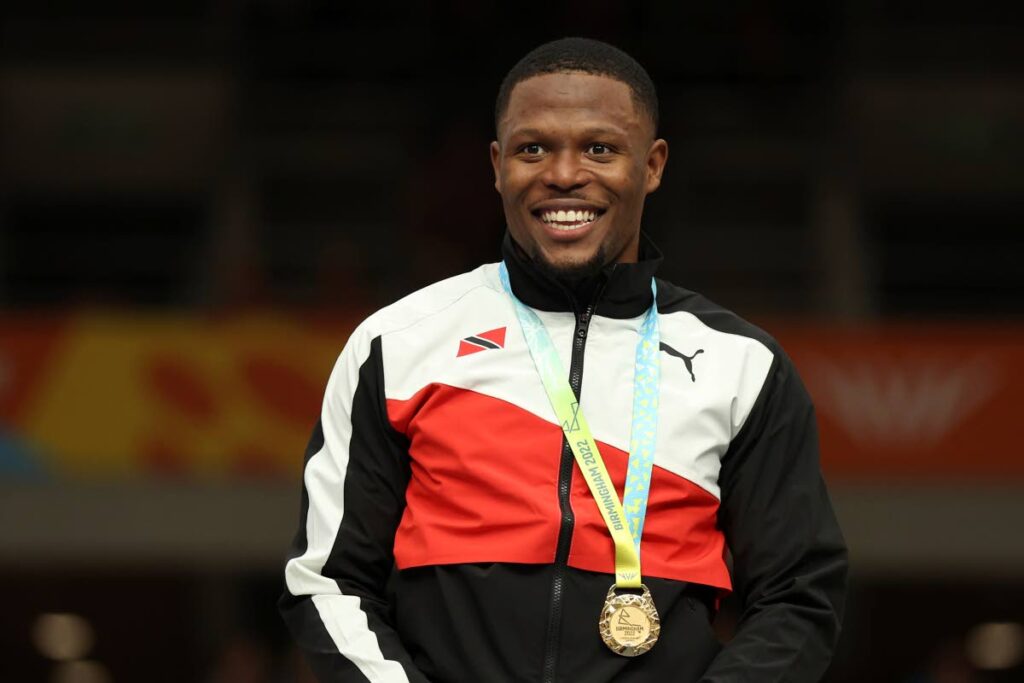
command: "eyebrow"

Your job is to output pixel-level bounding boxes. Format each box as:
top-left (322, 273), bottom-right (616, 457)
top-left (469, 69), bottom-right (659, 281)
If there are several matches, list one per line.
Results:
top-left (506, 125), bottom-right (628, 140)
top-left (507, 127), bottom-right (543, 139)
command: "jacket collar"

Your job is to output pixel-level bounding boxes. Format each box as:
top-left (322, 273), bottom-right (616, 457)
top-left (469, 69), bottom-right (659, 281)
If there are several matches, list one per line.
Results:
top-left (500, 231), bottom-right (663, 319)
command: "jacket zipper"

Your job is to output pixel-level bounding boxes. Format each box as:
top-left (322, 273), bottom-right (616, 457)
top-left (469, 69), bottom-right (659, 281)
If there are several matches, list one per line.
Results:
top-left (540, 281), bottom-right (605, 683)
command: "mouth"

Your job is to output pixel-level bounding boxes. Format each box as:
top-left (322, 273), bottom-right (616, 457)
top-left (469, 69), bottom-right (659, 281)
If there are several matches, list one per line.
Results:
top-left (530, 206), bottom-right (607, 232)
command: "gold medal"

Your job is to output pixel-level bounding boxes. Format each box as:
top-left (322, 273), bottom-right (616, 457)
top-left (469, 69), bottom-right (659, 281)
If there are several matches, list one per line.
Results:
top-left (598, 583), bottom-right (661, 657)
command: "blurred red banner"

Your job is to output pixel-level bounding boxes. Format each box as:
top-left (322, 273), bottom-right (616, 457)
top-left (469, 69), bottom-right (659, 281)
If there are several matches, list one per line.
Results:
top-left (776, 324), bottom-right (1024, 481)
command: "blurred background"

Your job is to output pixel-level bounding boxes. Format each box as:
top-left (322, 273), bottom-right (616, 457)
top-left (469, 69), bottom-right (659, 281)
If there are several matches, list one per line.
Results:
top-left (1, 1), bottom-right (1022, 681)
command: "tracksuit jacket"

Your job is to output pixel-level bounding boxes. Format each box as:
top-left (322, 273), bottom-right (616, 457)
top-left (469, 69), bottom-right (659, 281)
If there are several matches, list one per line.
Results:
top-left (280, 233), bottom-right (848, 682)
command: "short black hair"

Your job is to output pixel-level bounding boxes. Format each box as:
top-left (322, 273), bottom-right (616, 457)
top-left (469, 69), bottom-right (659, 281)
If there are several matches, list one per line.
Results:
top-left (495, 37), bottom-right (659, 136)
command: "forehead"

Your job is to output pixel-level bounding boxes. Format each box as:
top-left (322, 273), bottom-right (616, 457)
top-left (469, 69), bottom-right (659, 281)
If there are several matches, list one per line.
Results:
top-left (501, 72), bottom-right (647, 138)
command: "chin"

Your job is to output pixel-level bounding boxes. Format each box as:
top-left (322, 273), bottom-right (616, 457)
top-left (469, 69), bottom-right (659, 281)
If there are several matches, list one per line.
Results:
top-left (534, 244), bottom-right (608, 282)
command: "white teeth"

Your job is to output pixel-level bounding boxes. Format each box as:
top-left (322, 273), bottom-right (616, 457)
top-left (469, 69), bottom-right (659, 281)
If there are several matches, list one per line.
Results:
top-left (538, 209), bottom-right (599, 225)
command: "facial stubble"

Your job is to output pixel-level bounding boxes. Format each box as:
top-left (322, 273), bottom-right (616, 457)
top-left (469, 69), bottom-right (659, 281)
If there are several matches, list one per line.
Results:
top-left (527, 240), bottom-right (610, 284)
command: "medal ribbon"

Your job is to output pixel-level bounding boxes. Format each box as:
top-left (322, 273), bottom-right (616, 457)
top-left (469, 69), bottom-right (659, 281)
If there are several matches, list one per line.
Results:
top-left (498, 262), bottom-right (660, 589)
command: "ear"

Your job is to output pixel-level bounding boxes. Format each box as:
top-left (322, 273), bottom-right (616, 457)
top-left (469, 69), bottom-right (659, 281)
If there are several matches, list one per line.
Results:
top-left (644, 138), bottom-right (669, 194)
top-left (490, 140), bottom-right (502, 192)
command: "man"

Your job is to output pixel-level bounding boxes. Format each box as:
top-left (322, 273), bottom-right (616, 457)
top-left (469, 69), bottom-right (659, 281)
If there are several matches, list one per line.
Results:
top-left (280, 37), bottom-right (847, 682)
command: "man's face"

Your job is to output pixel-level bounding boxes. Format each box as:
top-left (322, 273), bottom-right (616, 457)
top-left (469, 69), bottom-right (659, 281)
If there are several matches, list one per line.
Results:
top-left (491, 71), bottom-right (668, 278)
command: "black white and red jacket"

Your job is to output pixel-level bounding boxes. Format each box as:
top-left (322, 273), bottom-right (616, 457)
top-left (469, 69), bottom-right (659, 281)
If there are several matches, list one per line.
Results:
top-left (280, 234), bottom-right (847, 683)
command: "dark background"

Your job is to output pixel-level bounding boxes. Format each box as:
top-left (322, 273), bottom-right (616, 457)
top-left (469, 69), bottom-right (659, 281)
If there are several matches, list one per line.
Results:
top-left (2, 1), bottom-right (1023, 681)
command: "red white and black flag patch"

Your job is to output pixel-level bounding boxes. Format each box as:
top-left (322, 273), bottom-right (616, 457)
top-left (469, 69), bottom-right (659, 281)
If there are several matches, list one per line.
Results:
top-left (456, 327), bottom-right (507, 357)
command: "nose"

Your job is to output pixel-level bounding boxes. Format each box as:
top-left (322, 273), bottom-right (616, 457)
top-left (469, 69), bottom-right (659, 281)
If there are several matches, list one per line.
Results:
top-left (540, 148), bottom-right (588, 191)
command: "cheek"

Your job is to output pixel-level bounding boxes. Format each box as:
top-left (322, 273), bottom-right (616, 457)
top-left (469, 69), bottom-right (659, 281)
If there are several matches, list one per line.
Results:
top-left (604, 168), bottom-right (644, 205)
top-left (501, 167), bottom-right (535, 201)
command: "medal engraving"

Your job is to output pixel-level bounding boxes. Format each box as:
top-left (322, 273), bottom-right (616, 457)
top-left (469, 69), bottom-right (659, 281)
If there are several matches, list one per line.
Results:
top-left (599, 584), bottom-right (661, 656)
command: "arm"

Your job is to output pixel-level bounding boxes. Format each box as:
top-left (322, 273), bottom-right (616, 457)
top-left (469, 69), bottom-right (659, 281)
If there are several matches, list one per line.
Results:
top-left (279, 331), bottom-right (430, 682)
top-left (701, 350), bottom-right (848, 682)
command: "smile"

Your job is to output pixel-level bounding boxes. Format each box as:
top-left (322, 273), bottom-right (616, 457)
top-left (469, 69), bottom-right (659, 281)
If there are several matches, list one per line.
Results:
top-left (533, 208), bottom-right (604, 232)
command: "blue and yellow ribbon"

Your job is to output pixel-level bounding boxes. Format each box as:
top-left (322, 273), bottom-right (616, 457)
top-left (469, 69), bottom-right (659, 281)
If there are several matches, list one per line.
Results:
top-left (499, 262), bottom-right (659, 588)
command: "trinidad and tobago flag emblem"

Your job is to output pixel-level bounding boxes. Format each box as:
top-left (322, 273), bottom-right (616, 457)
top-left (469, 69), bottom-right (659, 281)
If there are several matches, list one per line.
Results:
top-left (456, 327), bottom-right (507, 357)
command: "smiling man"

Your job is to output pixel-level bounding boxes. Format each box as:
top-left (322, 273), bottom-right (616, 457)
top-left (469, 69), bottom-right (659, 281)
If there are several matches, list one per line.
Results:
top-left (281, 38), bottom-right (847, 683)
top-left (491, 68), bottom-right (666, 281)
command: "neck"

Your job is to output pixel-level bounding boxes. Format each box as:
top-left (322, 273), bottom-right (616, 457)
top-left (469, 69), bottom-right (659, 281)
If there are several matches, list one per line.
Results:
top-left (560, 271), bottom-right (604, 306)
top-left (501, 231), bottom-right (663, 318)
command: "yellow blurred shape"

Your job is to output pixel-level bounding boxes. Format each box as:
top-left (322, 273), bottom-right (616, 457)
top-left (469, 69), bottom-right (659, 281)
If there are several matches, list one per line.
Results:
top-left (32, 612), bottom-right (94, 661)
top-left (965, 621), bottom-right (1024, 671)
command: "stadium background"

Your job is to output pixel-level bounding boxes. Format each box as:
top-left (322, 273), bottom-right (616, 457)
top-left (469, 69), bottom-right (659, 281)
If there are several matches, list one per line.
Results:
top-left (1, 1), bottom-right (1022, 681)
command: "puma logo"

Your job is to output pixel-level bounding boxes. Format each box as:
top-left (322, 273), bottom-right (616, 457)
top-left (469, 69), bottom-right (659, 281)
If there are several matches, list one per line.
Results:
top-left (660, 343), bottom-right (704, 382)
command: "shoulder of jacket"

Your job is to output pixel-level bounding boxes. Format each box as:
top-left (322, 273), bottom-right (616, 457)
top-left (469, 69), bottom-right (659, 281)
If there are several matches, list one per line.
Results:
top-left (655, 277), bottom-right (783, 358)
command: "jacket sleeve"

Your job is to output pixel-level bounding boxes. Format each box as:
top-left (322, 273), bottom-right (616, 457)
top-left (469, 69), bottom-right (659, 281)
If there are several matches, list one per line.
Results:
top-left (700, 348), bottom-right (848, 682)
top-left (279, 330), bottom-right (430, 683)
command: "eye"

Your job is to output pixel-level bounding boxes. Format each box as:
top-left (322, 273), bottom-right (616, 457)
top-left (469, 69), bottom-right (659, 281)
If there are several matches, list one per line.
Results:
top-left (519, 143), bottom-right (545, 156)
top-left (587, 143), bottom-right (613, 156)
